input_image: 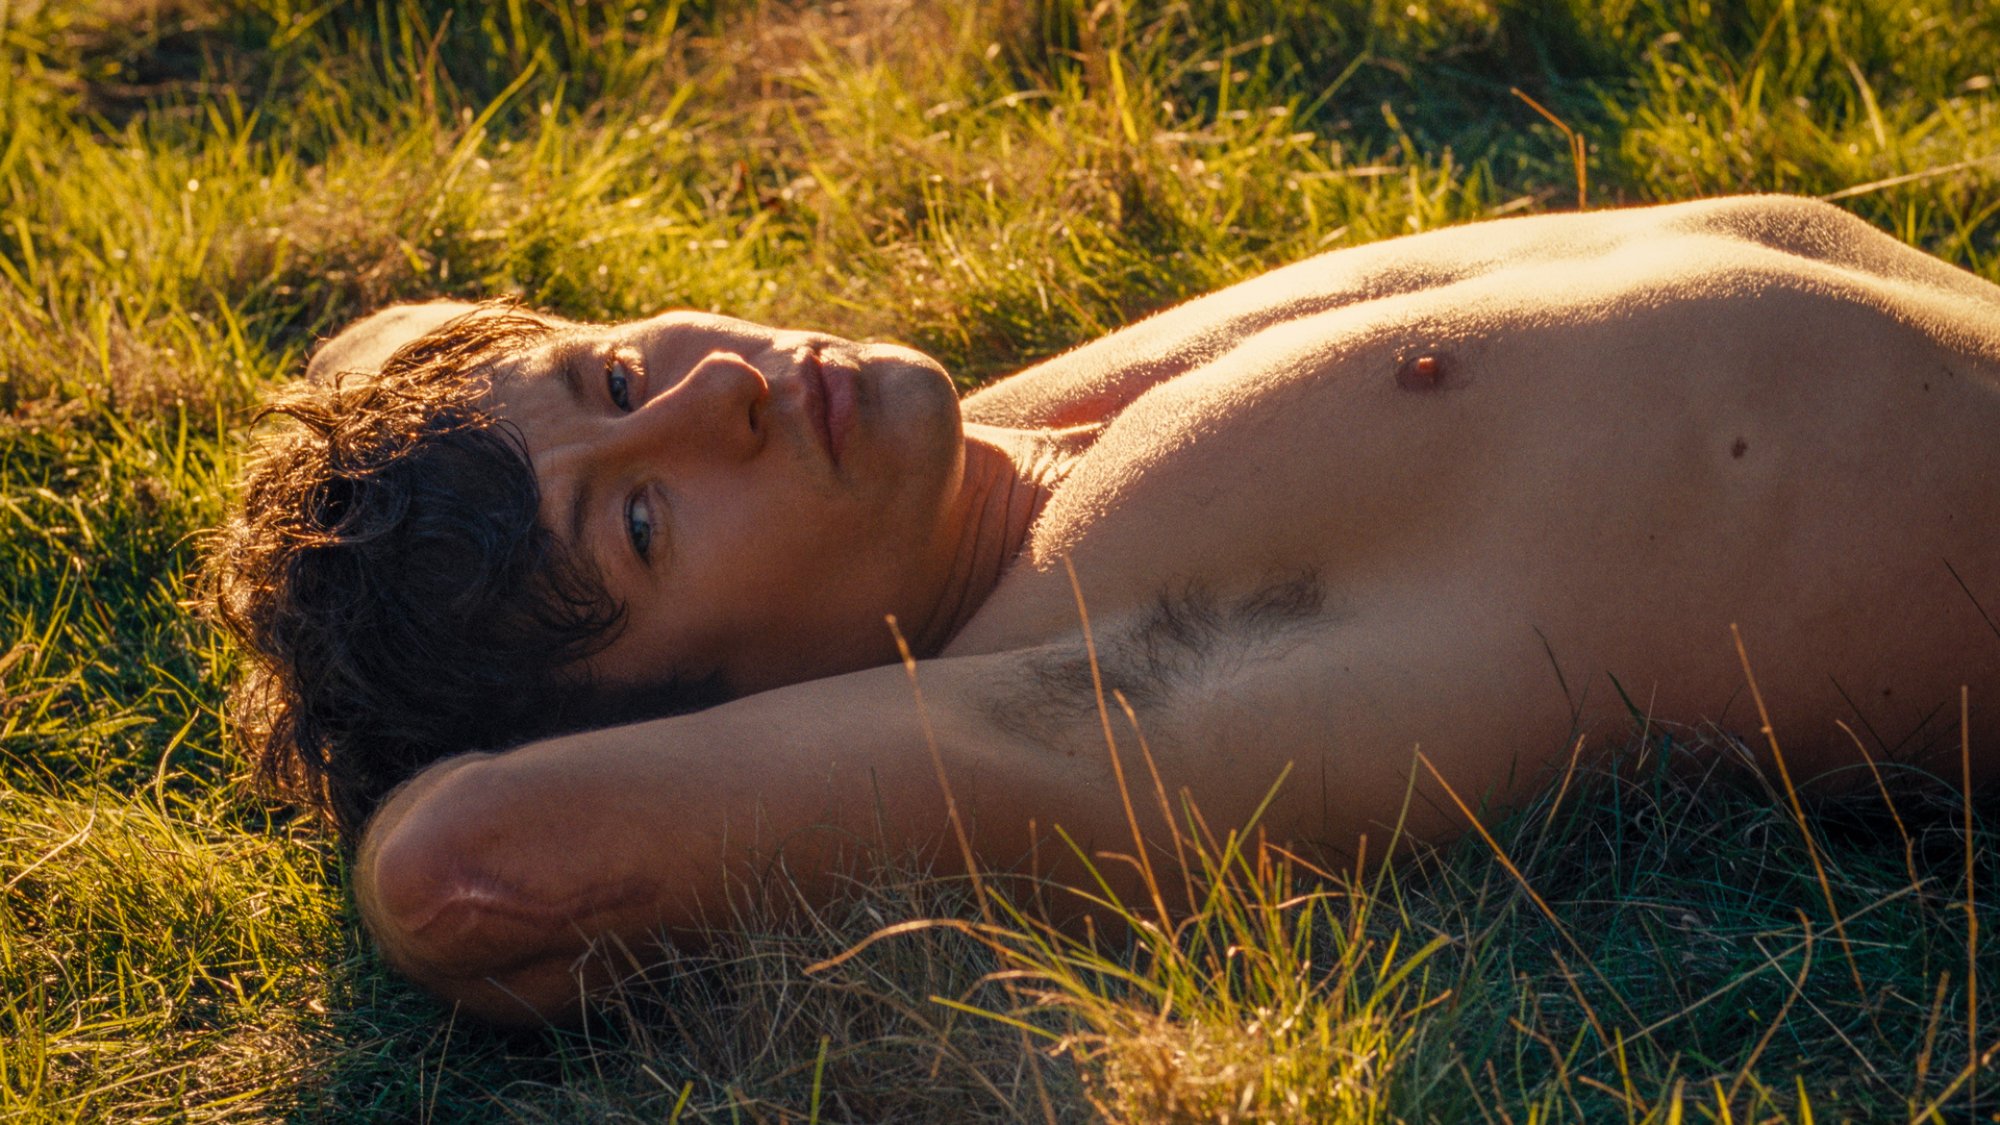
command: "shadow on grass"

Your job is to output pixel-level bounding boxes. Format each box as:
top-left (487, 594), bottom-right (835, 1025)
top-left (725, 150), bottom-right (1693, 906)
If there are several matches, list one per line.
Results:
top-left (286, 854), bottom-right (1087, 1123)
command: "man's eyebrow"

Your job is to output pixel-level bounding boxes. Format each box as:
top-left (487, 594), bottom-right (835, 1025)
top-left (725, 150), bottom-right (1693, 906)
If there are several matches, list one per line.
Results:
top-left (545, 332), bottom-right (596, 410)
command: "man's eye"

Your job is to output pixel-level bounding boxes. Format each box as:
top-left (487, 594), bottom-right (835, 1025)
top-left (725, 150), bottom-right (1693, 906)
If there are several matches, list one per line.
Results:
top-left (626, 492), bottom-right (654, 561)
top-left (606, 356), bottom-right (637, 412)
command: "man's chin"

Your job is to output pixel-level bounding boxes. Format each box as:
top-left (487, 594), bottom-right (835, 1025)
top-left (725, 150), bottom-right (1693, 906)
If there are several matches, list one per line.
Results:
top-left (864, 342), bottom-right (955, 397)
top-left (855, 345), bottom-right (963, 466)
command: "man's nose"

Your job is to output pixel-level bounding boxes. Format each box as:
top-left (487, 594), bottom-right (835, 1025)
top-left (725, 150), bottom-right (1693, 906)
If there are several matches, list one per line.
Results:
top-left (617, 350), bottom-right (769, 461)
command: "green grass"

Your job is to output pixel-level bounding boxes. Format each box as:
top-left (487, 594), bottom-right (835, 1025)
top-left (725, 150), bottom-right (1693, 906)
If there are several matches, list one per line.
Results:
top-left (3, 0), bottom-right (1999, 1119)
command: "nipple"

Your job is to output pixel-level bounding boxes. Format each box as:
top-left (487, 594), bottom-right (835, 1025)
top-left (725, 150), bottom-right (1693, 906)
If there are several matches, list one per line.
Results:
top-left (1395, 352), bottom-right (1447, 391)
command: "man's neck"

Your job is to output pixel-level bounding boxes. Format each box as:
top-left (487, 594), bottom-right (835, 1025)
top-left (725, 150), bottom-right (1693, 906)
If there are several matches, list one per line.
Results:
top-left (910, 422), bottom-right (1098, 655)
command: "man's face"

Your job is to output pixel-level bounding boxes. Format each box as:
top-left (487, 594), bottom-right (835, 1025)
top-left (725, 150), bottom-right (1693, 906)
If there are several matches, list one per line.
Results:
top-left (484, 310), bottom-right (966, 701)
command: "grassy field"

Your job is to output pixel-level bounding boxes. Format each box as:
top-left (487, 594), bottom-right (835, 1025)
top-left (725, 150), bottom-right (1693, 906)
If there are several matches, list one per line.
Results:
top-left (4, 0), bottom-right (2000, 1120)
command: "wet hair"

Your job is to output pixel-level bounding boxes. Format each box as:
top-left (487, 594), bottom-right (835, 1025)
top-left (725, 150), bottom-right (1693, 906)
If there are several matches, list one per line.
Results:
top-left (206, 302), bottom-right (725, 842)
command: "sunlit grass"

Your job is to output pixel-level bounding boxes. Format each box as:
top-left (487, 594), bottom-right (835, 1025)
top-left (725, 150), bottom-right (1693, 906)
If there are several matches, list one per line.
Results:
top-left (3, 0), bottom-right (1999, 1119)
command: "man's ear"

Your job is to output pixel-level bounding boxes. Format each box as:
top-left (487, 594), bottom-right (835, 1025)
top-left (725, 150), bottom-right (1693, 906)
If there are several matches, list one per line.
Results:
top-left (307, 301), bottom-right (482, 384)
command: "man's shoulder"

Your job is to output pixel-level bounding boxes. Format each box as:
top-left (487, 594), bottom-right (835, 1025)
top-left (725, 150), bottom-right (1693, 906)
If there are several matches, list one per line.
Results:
top-left (1600, 196), bottom-right (1997, 309)
top-left (1641, 194), bottom-right (1881, 254)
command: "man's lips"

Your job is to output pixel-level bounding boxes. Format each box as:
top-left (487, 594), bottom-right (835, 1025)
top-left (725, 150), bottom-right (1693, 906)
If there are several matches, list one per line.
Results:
top-left (821, 349), bottom-right (855, 462)
top-left (804, 345), bottom-right (856, 465)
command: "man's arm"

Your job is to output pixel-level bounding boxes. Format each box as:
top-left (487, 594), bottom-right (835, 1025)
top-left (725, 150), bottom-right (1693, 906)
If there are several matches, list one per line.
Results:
top-left (306, 301), bottom-right (479, 383)
top-left (351, 584), bottom-right (1572, 1026)
top-left (352, 649), bottom-right (1112, 1026)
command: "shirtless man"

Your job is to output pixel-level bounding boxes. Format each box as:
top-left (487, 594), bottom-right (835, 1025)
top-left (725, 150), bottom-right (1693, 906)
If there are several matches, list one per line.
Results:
top-left (208, 195), bottom-right (2000, 1026)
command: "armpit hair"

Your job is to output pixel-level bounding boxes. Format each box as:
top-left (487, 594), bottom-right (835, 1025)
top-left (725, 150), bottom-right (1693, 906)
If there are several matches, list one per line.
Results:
top-left (986, 570), bottom-right (1327, 754)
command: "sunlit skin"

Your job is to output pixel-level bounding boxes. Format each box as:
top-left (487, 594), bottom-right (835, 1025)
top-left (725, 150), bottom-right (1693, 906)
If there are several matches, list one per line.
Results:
top-left (342, 197), bottom-right (2000, 1025)
top-left (312, 309), bottom-right (1087, 697)
top-left (481, 313), bottom-right (1079, 698)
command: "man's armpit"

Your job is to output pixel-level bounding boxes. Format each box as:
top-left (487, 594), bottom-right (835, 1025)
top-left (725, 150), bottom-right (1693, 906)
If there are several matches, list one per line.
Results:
top-left (978, 571), bottom-right (1330, 758)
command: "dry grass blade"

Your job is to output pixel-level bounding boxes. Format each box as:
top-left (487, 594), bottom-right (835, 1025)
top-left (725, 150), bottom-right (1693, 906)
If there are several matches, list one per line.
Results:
top-left (1730, 623), bottom-right (1871, 1012)
top-left (1060, 556), bottom-right (1172, 932)
top-left (884, 613), bottom-right (991, 927)
top-left (1723, 914), bottom-right (1816, 1109)
top-left (1415, 750), bottom-right (1639, 1029)
top-left (1511, 87), bottom-right (1588, 209)
top-left (1838, 718), bottom-right (1920, 891)
top-left (1964, 685), bottom-right (1980, 1108)
top-left (1818, 152), bottom-right (2000, 202)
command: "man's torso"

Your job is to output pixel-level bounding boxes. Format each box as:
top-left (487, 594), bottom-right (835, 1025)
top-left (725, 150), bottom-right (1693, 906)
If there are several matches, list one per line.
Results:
top-left (949, 196), bottom-right (2000, 839)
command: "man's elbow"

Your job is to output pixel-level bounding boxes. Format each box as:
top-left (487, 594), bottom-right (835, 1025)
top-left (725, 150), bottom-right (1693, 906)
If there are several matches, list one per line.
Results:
top-left (354, 755), bottom-right (588, 1026)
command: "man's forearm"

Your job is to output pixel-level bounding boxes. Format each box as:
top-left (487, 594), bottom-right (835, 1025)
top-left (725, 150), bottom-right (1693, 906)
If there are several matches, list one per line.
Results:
top-left (352, 653), bottom-right (1080, 1024)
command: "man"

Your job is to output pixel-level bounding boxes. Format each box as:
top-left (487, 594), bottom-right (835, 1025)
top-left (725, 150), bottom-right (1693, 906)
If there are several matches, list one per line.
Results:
top-left (209, 196), bottom-right (2000, 1025)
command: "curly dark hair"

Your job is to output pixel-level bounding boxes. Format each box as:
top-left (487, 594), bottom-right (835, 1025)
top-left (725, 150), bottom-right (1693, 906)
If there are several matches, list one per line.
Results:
top-left (206, 302), bottom-right (722, 841)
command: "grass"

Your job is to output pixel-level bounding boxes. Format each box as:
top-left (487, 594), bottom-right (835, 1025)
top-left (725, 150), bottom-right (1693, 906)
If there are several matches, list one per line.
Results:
top-left (3, 0), bottom-right (1999, 1119)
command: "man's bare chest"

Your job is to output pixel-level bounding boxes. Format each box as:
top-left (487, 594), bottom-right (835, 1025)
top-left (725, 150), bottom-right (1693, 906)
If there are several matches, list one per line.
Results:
top-left (933, 224), bottom-right (2000, 804)
top-left (945, 256), bottom-right (2000, 668)
top-left (947, 300), bottom-right (1497, 659)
